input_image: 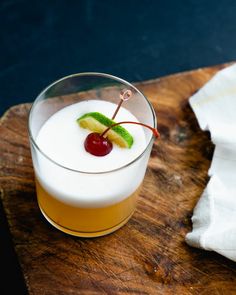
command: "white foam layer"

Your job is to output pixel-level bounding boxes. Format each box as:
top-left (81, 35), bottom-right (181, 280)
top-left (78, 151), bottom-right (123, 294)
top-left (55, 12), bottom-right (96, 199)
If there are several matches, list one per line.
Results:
top-left (35, 100), bottom-right (151, 207)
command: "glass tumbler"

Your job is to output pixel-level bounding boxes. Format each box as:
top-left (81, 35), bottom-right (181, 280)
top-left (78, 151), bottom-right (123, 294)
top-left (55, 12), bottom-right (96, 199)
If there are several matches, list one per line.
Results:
top-left (28, 73), bottom-right (157, 237)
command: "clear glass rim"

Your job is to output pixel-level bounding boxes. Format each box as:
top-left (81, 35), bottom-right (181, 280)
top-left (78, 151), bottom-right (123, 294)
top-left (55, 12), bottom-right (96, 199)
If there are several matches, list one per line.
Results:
top-left (28, 72), bottom-right (157, 175)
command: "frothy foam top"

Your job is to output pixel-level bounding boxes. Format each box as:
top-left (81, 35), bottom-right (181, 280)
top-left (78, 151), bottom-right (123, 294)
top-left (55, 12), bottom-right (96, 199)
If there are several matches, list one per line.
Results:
top-left (36, 100), bottom-right (147, 172)
top-left (34, 100), bottom-right (150, 207)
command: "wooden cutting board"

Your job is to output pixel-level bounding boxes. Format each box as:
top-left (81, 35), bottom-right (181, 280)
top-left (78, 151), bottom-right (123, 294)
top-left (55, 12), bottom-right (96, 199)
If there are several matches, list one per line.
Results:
top-left (1, 64), bottom-right (236, 295)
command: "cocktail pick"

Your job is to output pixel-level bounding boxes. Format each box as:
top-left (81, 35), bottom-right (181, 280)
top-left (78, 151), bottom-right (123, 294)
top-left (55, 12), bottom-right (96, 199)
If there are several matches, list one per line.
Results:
top-left (111, 89), bottom-right (132, 120)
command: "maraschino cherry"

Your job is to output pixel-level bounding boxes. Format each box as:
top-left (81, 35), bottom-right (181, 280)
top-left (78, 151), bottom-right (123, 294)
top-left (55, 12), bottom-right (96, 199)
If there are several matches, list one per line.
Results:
top-left (84, 121), bottom-right (160, 157)
top-left (84, 132), bottom-right (113, 156)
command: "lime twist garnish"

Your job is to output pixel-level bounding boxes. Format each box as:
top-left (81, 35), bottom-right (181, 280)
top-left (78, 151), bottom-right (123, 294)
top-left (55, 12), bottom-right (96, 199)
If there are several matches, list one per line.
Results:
top-left (77, 112), bottom-right (134, 149)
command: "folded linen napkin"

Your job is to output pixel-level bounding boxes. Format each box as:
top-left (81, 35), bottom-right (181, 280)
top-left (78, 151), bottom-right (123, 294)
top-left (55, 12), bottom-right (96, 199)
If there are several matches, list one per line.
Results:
top-left (185, 64), bottom-right (236, 262)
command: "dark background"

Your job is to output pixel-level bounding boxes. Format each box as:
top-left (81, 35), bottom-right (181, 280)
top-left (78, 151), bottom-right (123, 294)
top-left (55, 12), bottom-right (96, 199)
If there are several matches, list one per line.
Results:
top-left (1, 0), bottom-right (236, 115)
top-left (1, 0), bottom-right (236, 293)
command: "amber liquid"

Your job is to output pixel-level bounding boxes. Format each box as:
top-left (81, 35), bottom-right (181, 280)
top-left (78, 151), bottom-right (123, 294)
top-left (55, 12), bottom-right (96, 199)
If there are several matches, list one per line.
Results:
top-left (35, 178), bottom-right (140, 237)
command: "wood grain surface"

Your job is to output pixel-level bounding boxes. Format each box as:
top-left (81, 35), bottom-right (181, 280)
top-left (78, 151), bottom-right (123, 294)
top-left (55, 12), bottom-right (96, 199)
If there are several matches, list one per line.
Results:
top-left (1, 64), bottom-right (236, 295)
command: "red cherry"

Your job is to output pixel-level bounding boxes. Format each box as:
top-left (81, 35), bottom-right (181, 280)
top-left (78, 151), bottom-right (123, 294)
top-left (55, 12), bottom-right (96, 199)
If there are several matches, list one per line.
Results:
top-left (84, 132), bottom-right (113, 156)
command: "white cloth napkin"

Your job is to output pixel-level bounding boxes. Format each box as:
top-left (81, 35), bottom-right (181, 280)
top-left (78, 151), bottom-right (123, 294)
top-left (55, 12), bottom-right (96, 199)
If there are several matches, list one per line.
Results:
top-left (185, 64), bottom-right (236, 262)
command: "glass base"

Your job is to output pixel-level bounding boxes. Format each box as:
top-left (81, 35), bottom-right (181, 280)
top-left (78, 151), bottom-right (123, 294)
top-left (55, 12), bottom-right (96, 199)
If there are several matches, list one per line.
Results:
top-left (39, 205), bottom-right (134, 238)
